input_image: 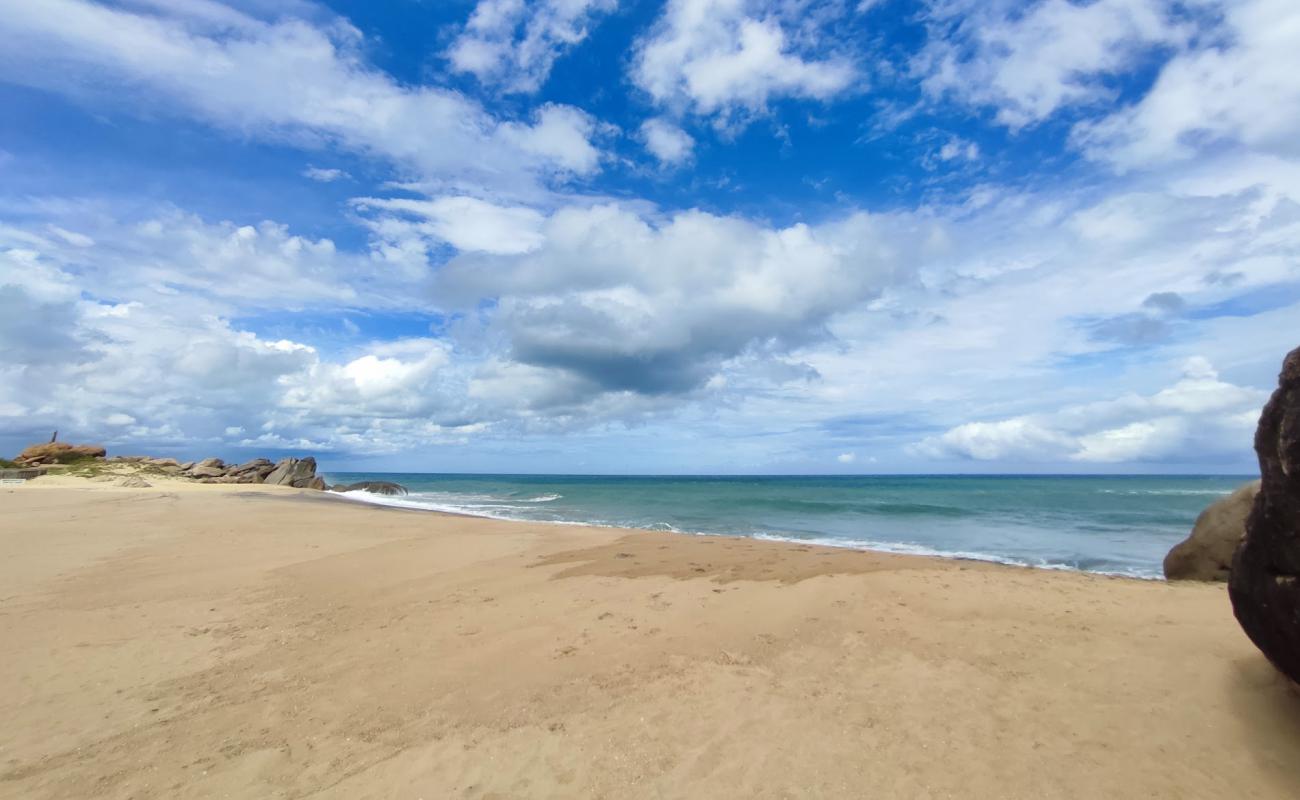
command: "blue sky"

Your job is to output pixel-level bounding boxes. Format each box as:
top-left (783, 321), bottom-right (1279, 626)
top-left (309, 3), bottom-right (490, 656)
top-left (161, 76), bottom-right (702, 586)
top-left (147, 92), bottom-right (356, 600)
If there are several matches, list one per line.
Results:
top-left (1, 0), bottom-right (1297, 473)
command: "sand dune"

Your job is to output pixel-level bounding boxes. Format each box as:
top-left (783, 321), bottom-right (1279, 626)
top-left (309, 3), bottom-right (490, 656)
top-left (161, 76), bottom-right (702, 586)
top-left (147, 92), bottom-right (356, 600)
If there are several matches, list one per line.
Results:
top-left (2, 482), bottom-right (1298, 798)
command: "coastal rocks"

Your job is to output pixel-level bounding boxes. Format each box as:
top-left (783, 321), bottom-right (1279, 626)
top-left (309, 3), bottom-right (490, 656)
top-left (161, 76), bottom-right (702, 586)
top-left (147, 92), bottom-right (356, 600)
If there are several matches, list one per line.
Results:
top-left (1163, 481), bottom-right (1261, 581)
top-left (265, 457), bottom-right (319, 488)
top-left (160, 454), bottom-right (324, 488)
top-left (1228, 345), bottom-right (1300, 684)
top-left (333, 481), bottom-right (408, 496)
top-left (117, 476), bottom-right (152, 488)
top-left (228, 458), bottom-right (276, 482)
top-left (188, 458), bottom-right (226, 478)
top-left (15, 442), bottom-right (106, 465)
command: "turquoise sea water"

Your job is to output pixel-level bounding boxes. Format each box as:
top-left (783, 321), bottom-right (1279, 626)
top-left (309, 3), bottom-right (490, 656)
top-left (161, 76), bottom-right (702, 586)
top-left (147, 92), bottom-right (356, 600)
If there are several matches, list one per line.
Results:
top-left (320, 473), bottom-right (1255, 579)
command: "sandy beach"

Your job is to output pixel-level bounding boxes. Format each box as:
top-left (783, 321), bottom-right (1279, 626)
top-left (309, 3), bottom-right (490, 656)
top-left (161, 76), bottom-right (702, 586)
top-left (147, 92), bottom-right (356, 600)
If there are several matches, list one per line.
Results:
top-left (2, 478), bottom-right (1299, 799)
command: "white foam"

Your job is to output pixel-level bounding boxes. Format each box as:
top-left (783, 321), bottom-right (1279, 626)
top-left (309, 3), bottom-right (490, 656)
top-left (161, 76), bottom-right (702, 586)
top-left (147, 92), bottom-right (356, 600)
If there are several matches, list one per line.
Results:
top-left (330, 489), bottom-right (1160, 580)
top-left (750, 532), bottom-right (1160, 579)
top-left (1095, 488), bottom-right (1232, 496)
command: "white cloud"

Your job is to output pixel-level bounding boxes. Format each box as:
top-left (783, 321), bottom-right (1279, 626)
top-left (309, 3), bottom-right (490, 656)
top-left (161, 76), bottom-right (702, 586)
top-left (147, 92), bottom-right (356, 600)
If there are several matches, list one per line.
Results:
top-left (1073, 0), bottom-right (1300, 169)
top-left (302, 166), bottom-right (349, 182)
top-left (351, 195), bottom-right (547, 256)
top-left (914, 419), bottom-right (1076, 461)
top-left (496, 104), bottom-right (604, 176)
top-left (913, 357), bottom-right (1267, 463)
top-left (915, 0), bottom-right (1188, 130)
top-left (446, 0), bottom-right (617, 93)
top-left (0, 0), bottom-right (602, 195)
top-left (937, 135), bottom-right (979, 162)
top-left (433, 203), bottom-right (918, 399)
top-left (836, 452), bottom-right (856, 463)
top-left (632, 0), bottom-right (857, 126)
top-left (640, 117), bottom-right (696, 165)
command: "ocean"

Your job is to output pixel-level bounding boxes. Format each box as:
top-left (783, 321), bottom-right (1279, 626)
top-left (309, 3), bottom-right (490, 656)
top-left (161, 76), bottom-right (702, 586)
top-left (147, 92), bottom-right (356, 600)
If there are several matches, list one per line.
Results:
top-left (319, 473), bottom-right (1255, 579)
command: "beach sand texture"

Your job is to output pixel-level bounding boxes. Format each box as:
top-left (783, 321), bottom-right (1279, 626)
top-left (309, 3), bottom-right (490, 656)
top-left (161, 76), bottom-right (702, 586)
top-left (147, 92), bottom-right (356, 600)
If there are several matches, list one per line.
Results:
top-left (2, 481), bottom-right (1299, 798)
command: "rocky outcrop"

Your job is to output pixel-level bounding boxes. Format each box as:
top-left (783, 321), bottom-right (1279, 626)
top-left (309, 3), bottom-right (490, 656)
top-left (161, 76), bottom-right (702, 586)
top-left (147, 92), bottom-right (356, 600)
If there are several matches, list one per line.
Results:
top-left (333, 481), bottom-right (408, 496)
top-left (227, 458), bottom-right (277, 482)
top-left (172, 456), bottom-right (320, 487)
top-left (265, 457), bottom-right (318, 488)
top-left (15, 442), bottom-right (106, 465)
top-left (7, 440), bottom-right (330, 492)
top-left (1229, 346), bottom-right (1300, 684)
top-left (117, 475), bottom-right (152, 488)
top-left (188, 458), bottom-right (227, 478)
top-left (1164, 481), bottom-right (1261, 581)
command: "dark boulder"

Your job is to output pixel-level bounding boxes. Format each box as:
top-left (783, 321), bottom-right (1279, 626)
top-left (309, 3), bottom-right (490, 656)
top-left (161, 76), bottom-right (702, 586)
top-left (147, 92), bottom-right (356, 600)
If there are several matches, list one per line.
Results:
top-left (1229, 346), bottom-right (1300, 684)
top-left (1164, 481), bottom-right (1260, 581)
top-left (334, 480), bottom-right (408, 496)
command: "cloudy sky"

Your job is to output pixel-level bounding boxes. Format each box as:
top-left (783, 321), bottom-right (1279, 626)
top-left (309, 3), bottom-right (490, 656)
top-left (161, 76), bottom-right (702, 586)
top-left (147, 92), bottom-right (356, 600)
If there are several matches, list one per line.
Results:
top-left (0, 0), bottom-right (1296, 473)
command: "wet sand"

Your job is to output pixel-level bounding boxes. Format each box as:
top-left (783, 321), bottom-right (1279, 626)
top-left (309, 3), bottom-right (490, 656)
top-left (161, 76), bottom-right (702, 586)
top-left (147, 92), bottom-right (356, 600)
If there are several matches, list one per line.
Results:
top-left (2, 480), bottom-right (1299, 798)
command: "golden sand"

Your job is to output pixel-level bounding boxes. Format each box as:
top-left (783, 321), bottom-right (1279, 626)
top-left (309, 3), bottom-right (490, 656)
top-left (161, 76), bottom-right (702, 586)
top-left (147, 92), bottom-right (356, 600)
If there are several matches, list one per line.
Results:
top-left (2, 479), bottom-right (1298, 798)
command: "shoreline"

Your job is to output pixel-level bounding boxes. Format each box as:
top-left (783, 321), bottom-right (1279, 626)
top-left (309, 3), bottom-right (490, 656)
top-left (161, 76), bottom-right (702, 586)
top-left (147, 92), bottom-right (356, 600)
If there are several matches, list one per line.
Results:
top-left (326, 483), bottom-right (1166, 581)
top-left (4, 481), bottom-right (1299, 798)
top-left (31, 471), bottom-right (1167, 580)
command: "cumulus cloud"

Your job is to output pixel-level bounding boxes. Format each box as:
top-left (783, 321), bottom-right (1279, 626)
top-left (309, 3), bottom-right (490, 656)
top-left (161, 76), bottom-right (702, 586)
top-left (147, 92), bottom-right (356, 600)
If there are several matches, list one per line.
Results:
top-left (434, 203), bottom-right (916, 400)
top-left (912, 357), bottom-right (1266, 463)
top-left (0, 0), bottom-right (602, 195)
top-left (1073, 0), bottom-right (1300, 169)
top-left (0, 234), bottom-right (487, 455)
top-left (351, 195), bottom-right (547, 256)
top-left (915, 0), bottom-right (1189, 129)
top-left (641, 117), bottom-right (696, 165)
top-left (632, 0), bottom-right (857, 126)
top-left (446, 0), bottom-right (617, 93)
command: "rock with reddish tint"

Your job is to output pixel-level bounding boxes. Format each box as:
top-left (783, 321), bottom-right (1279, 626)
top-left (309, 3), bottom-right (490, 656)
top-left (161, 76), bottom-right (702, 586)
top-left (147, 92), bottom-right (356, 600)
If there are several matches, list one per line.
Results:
top-left (16, 442), bottom-right (106, 465)
top-left (1229, 345), bottom-right (1300, 684)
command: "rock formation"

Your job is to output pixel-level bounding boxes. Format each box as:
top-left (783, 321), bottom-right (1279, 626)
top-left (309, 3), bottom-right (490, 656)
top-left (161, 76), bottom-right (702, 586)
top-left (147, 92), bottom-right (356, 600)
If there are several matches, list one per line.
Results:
top-left (1163, 481), bottom-right (1261, 581)
top-left (117, 476), bottom-right (152, 488)
top-left (15, 442), bottom-right (106, 465)
top-left (188, 458), bottom-right (227, 478)
top-left (333, 481), bottom-right (409, 496)
top-left (265, 457), bottom-right (318, 488)
top-left (1229, 345), bottom-right (1300, 684)
top-left (8, 439), bottom-right (329, 492)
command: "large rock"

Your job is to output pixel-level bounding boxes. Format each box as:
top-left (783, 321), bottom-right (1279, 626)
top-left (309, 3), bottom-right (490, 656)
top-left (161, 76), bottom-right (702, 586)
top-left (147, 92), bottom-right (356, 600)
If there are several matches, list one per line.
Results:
top-left (1229, 346), bottom-right (1300, 684)
top-left (333, 480), bottom-right (408, 496)
top-left (1164, 481), bottom-right (1261, 581)
top-left (16, 442), bottom-right (106, 465)
top-left (117, 475), bottom-right (152, 488)
top-left (188, 463), bottom-right (227, 478)
top-left (265, 457), bottom-right (317, 487)
top-left (227, 458), bottom-right (276, 484)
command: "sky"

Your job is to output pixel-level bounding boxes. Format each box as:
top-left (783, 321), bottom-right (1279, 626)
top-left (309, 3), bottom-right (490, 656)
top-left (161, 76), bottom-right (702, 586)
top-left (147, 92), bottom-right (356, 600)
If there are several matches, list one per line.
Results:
top-left (0, 0), bottom-right (1297, 474)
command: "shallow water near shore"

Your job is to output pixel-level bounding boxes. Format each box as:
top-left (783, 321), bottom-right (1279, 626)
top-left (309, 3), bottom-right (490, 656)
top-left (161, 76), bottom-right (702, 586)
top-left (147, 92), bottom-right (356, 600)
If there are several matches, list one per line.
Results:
top-left (321, 473), bottom-right (1254, 578)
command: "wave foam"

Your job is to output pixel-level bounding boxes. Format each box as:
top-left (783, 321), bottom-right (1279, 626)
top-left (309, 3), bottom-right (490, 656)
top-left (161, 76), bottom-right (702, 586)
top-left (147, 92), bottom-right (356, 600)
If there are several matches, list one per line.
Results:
top-left (331, 489), bottom-right (1160, 580)
top-left (1096, 488), bottom-right (1232, 496)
